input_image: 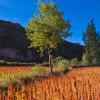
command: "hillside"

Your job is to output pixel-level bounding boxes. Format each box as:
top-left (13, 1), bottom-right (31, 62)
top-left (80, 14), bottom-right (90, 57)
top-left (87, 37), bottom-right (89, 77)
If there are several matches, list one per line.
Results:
top-left (0, 20), bottom-right (28, 60)
top-left (54, 40), bottom-right (84, 60)
top-left (0, 20), bottom-right (28, 49)
top-left (0, 20), bottom-right (84, 61)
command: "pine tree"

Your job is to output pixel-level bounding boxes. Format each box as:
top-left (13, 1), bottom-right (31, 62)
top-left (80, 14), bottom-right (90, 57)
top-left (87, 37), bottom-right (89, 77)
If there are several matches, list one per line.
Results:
top-left (82, 19), bottom-right (100, 65)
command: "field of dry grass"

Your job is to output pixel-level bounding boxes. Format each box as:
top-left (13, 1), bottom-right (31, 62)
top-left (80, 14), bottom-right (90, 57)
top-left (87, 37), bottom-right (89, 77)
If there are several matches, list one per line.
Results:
top-left (30, 67), bottom-right (100, 100)
top-left (0, 66), bottom-right (99, 99)
top-left (0, 66), bottom-right (32, 87)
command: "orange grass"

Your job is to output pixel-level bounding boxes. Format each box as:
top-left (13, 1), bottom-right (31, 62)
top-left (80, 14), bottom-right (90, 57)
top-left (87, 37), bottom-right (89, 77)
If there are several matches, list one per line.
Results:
top-left (0, 66), bottom-right (33, 80)
top-left (0, 66), bottom-right (32, 72)
top-left (0, 67), bottom-right (100, 100)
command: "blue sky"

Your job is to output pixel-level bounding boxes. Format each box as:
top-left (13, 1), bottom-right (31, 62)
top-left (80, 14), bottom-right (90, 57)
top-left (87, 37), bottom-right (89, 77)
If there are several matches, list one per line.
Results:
top-left (0, 0), bottom-right (100, 44)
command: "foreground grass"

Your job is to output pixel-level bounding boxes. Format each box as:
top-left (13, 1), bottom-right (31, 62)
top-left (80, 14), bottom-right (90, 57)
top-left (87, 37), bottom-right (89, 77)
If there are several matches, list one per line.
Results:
top-left (0, 67), bottom-right (100, 100)
top-left (0, 65), bottom-right (65, 88)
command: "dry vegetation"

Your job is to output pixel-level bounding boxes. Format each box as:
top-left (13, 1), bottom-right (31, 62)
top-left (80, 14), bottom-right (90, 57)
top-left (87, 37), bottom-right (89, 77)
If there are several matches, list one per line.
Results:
top-left (0, 66), bottom-right (32, 87)
top-left (0, 67), bottom-right (99, 100)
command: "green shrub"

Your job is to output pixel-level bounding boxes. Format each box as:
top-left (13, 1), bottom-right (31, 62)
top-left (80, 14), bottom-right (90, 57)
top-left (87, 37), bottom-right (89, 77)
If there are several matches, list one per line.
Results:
top-left (0, 60), bottom-right (6, 64)
top-left (70, 58), bottom-right (79, 67)
top-left (83, 53), bottom-right (92, 65)
top-left (32, 65), bottom-right (46, 75)
top-left (56, 59), bottom-right (70, 72)
top-left (52, 56), bottom-right (64, 66)
top-left (42, 62), bottom-right (49, 66)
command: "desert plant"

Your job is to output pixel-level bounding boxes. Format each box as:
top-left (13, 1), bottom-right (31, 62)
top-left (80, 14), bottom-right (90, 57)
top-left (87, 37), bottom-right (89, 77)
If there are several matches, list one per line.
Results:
top-left (32, 65), bottom-right (46, 75)
top-left (52, 56), bottom-right (64, 66)
top-left (70, 58), bottom-right (79, 67)
top-left (0, 60), bottom-right (6, 64)
top-left (56, 59), bottom-right (70, 72)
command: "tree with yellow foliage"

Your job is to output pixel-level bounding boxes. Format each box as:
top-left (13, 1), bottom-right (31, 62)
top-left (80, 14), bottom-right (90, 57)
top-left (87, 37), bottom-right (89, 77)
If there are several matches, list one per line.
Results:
top-left (26, 0), bottom-right (71, 73)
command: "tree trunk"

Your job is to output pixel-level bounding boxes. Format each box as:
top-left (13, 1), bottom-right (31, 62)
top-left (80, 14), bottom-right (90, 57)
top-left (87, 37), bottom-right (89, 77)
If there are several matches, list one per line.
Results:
top-left (48, 49), bottom-right (53, 74)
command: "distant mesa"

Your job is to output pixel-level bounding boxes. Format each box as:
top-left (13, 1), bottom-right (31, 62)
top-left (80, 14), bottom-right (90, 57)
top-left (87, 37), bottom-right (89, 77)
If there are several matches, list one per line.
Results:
top-left (0, 20), bottom-right (84, 61)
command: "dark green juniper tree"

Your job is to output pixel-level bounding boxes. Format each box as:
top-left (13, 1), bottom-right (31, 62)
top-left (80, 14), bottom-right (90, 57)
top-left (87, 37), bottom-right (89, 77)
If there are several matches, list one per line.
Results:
top-left (82, 19), bottom-right (100, 65)
top-left (26, 0), bottom-right (71, 73)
